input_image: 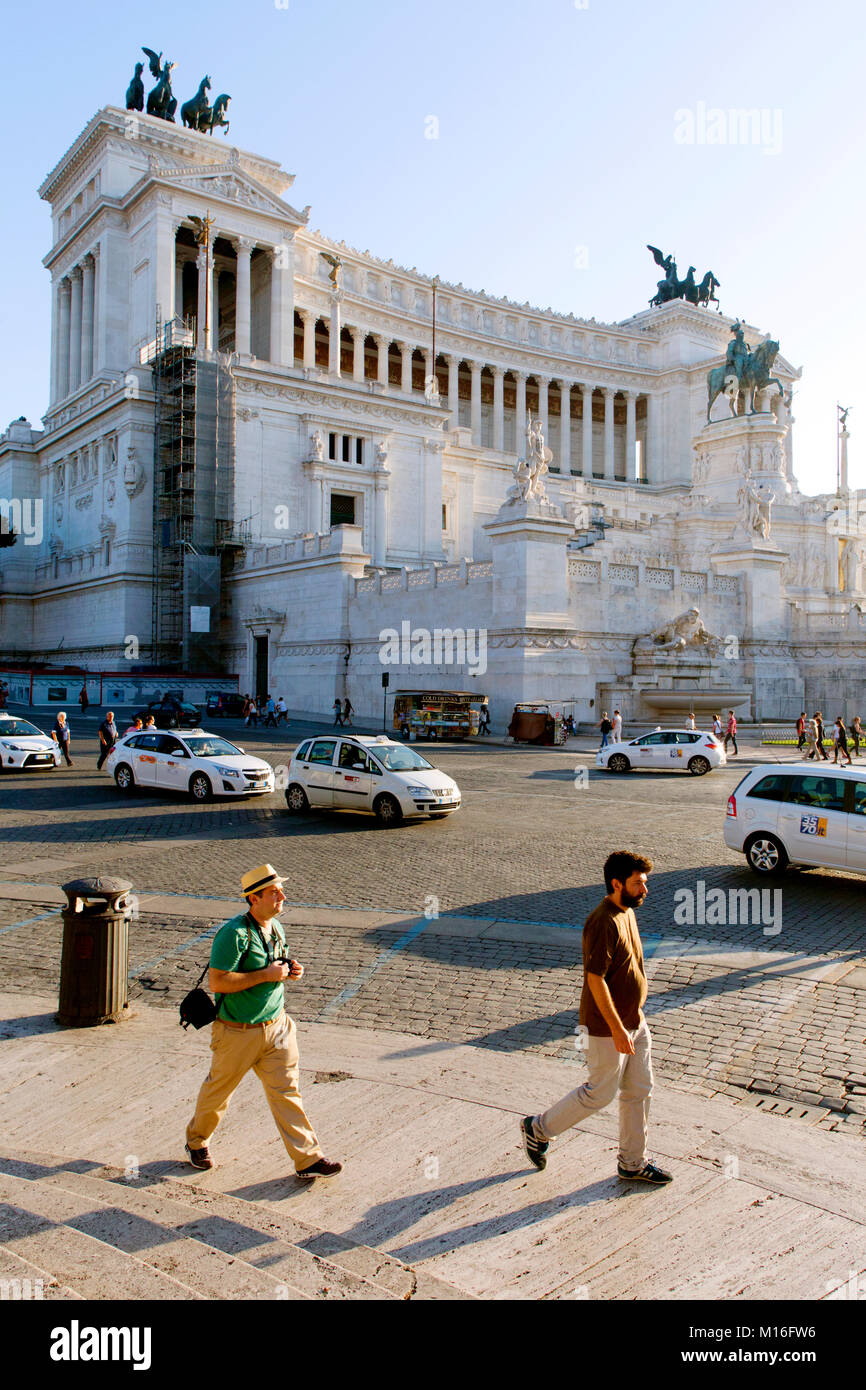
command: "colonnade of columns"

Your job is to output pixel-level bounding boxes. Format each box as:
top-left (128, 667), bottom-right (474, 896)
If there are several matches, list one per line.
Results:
top-left (54, 250), bottom-right (99, 402)
top-left (292, 307), bottom-right (652, 481)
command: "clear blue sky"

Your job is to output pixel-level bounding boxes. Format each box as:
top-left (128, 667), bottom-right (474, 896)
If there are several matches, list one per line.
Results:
top-left (2, 0), bottom-right (864, 493)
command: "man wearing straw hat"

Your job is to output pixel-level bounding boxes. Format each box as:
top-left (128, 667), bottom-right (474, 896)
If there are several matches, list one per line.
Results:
top-left (185, 863), bottom-right (342, 1179)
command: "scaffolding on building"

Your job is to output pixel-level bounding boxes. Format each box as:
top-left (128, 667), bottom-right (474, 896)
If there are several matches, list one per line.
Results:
top-left (148, 319), bottom-right (243, 672)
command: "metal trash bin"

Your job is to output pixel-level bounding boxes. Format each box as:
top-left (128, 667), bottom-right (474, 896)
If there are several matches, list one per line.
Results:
top-left (57, 877), bottom-right (134, 1027)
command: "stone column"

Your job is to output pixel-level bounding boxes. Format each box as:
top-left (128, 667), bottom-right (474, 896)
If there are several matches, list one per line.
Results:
top-left (212, 261), bottom-right (221, 350)
top-left (196, 246), bottom-right (212, 352)
top-left (604, 387), bottom-right (615, 480)
top-left (328, 292), bottom-right (342, 376)
top-left (301, 310), bottom-right (316, 369)
top-left (56, 278), bottom-right (71, 401)
top-left (353, 328), bottom-right (365, 382)
top-left (447, 356), bottom-right (460, 423)
top-left (269, 240), bottom-right (294, 367)
top-left (175, 258), bottom-right (185, 323)
top-left (515, 372), bottom-right (527, 451)
top-left (373, 466), bottom-right (390, 564)
top-left (234, 237), bottom-right (253, 357)
top-left (581, 385), bottom-right (594, 476)
top-left (492, 367), bottom-right (505, 451)
top-left (559, 382), bottom-right (571, 475)
top-left (625, 389), bottom-right (637, 481)
top-left (400, 342), bottom-right (413, 392)
top-left (154, 211), bottom-right (177, 327)
top-left (647, 392), bottom-right (661, 485)
top-left (376, 335), bottom-right (389, 385)
top-left (69, 266), bottom-right (83, 391)
top-left (470, 361), bottom-right (482, 443)
top-left (80, 255), bottom-right (95, 383)
top-left (537, 376), bottom-right (549, 442)
top-left (90, 244), bottom-right (102, 370)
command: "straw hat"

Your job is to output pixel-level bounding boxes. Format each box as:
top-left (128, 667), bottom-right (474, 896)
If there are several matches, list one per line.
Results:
top-left (241, 864), bottom-right (286, 898)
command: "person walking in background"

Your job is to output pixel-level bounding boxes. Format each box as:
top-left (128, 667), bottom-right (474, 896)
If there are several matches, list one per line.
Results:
top-left (833, 717), bottom-right (853, 766)
top-left (712, 713), bottom-right (723, 741)
top-left (685, 711), bottom-right (697, 732)
top-left (479, 701), bottom-right (491, 736)
top-left (244, 697), bottom-right (258, 728)
top-left (264, 695), bottom-right (277, 728)
top-left (724, 709), bottom-right (738, 756)
top-left (275, 696), bottom-right (288, 726)
top-left (805, 717), bottom-right (819, 759)
top-left (79, 684), bottom-right (89, 716)
top-left (342, 697), bottom-right (354, 727)
top-left (124, 715), bottom-right (143, 736)
top-left (611, 709), bottom-right (623, 743)
top-left (333, 699), bottom-right (344, 727)
top-left (796, 711), bottom-right (806, 752)
top-left (520, 850), bottom-right (671, 1187)
top-left (96, 710), bottom-right (118, 769)
top-left (852, 715), bottom-right (862, 758)
top-left (814, 712), bottom-right (829, 760)
top-left (51, 711), bottom-right (73, 766)
top-left (599, 711), bottom-right (612, 749)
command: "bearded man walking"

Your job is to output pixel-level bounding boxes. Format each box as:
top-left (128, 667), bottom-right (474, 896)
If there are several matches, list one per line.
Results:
top-left (521, 851), bottom-right (672, 1185)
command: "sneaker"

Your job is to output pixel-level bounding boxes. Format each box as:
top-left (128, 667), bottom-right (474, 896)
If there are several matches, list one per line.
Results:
top-left (521, 1116), bottom-right (549, 1171)
top-left (185, 1143), bottom-right (213, 1170)
top-left (297, 1157), bottom-right (343, 1178)
top-left (617, 1160), bottom-right (672, 1185)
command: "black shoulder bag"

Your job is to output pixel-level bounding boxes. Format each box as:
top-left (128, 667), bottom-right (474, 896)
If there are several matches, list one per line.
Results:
top-left (179, 925), bottom-right (253, 1030)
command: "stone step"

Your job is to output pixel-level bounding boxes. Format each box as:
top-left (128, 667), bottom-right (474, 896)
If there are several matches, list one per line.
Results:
top-left (129, 1168), bottom-right (473, 1300)
top-left (0, 1244), bottom-right (83, 1300)
top-left (0, 1168), bottom-right (304, 1302)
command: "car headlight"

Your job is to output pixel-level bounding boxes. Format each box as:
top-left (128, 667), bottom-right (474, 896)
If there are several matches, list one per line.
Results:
top-left (216, 765), bottom-right (240, 778)
top-left (406, 784), bottom-right (431, 796)
top-left (2, 743), bottom-right (29, 752)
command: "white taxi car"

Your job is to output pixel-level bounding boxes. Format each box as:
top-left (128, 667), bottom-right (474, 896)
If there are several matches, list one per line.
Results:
top-left (0, 714), bottom-right (61, 772)
top-left (285, 734), bottom-right (461, 826)
top-left (105, 728), bottom-right (274, 800)
top-left (725, 763), bottom-right (866, 876)
top-left (597, 728), bottom-right (726, 777)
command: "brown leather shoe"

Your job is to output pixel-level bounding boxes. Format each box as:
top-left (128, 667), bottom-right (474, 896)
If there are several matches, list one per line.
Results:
top-left (185, 1143), bottom-right (213, 1170)
top-left (297, 1157), bottom-right (343, 1178)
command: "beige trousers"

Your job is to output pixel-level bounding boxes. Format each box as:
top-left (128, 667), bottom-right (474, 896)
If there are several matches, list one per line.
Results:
top-left (534, 1017), bottom-right (653, 1171)
top-left (187, 1014), bottom-right (324, 1171)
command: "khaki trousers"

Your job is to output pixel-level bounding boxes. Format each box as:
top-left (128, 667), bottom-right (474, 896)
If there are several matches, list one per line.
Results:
top-left (534, 1018), bottom-right (653, 1171)
top-left (187, 1015), bottom-right (324, 1172)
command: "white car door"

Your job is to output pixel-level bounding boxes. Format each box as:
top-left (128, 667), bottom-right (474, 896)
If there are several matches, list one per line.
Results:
top-left (846, 779), bottom-right (866, 873)
top-left (777, 774), bottom-right (849, 868)
top-left (156, 734), bottom-right (193, 792)
top-left (333, 741), bottom-right (374, 810)
top-left (130, 733), bottom-right (161, 786)
top-left (632, 732), bottom-right (666, 767)
top-left (302, 739), bottom-right (337, 806)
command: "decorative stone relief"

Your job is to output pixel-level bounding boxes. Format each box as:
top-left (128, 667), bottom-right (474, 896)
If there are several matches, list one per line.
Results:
top-left (74, 491), bottom-right (93, 511)
top-left (123, 448), bottom-right (145, 499)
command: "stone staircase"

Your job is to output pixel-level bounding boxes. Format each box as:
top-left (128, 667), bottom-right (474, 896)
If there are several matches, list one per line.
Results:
top-left (0, 1150), bottom-right (472, 1301)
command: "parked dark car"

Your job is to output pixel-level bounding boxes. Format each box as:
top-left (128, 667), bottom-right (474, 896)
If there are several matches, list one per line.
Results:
top-left (134, 697), bottom-right (201, 729)
top-left (206, 693), bottom-right (247, 719)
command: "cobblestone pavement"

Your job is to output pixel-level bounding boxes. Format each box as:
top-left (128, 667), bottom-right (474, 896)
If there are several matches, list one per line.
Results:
top-left (1, 724), bottom-right (864, 1134)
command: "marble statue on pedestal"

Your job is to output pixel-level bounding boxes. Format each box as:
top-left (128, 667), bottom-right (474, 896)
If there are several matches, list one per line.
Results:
top-left (645, 606), bottom-right (722, 655)
top-left (505, 412), bottom-right (553, 504)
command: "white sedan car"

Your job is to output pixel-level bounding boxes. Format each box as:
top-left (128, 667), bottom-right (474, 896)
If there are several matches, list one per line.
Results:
top-left (597, 729), bottom-right (727, 777)
top-left (286, 734), bottom-right (461, 825)
top-left (0, 715), bottom-right (61, 771)
top-left (105, 728), bottom-right (275, 800)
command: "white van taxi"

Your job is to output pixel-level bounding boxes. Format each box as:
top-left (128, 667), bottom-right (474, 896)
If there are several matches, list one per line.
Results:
top-left (286, 734), bottom-right (461, 826)
top-left (0, 714), bottom-right (61, 772)
top-left (725, 763), bottom-right (866, 876)
top-left (597, 728), bottom-right (726, 777)
top-left (105, 729), bottom-right (274, 800)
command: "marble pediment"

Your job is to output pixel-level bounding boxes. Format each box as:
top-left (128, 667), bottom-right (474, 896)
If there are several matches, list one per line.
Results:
top-left (150, 161), bottom-right (308, 225)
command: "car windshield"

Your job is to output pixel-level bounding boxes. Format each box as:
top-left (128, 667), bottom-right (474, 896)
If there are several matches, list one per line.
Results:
top-left (374, 746), bottom-right (434, 771)
top-left (0, 719), bottom-right (43, 738)
top-left (183, 737), bottom-right (243, 759)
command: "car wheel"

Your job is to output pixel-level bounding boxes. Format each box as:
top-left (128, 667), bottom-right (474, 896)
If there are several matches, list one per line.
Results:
top-left (114, 763), bottom-right (135, 793)
top-left (607, 753), bottom-right (631, 773)
top-left (189, 772), bottom-right (212, 802)
top-left (285, 783), bottom-right (310, 814)
top-left (374, 793), bottom-right (403, 826)
top-left (745, 834), bottom-right (788, 875)
top-left (688, 756), bottom-right (711, 776)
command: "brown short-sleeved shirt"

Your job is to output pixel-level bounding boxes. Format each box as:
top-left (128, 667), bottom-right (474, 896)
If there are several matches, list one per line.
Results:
top-left (579, 898), bottom-right (648, 1036)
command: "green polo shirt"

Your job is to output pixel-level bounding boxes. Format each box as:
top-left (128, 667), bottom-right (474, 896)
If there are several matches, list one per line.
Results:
top-left (210, 911), bottom-right (287, 1024)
